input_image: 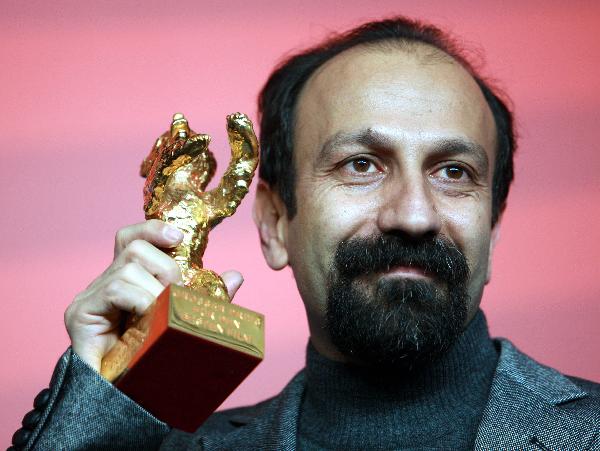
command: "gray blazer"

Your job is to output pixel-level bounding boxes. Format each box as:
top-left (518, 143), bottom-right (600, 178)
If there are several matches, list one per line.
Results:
top-left (13, 339), bottom-right (600, 450)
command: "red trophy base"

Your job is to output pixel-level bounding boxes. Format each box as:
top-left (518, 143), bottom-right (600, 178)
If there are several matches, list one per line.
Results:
top-left (114, 284), bottom-right (264, 433)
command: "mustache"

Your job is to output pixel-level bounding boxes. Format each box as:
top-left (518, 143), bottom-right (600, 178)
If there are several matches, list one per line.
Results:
top-left (333, 233), bottom-right (470, 285)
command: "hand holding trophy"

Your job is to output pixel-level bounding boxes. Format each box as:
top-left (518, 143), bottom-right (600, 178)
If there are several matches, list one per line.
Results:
top-left (100, 113), bottom-right (263, 432)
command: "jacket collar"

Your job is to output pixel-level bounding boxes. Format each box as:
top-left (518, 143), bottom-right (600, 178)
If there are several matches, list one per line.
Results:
top-left (474, 339), bottom-right (594, 450)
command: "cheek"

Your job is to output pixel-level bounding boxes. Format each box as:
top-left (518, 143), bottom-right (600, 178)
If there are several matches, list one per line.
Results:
top-left (440, 197), bottom-right (492, 277)
top-left (289, 184), bottom-right (379, 271)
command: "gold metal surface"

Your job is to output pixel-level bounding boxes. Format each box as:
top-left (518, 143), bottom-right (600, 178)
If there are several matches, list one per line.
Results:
top-left (100, 113), bottom-right (260, 382)
top-left (141, 112), bottom-right (259, 296)
top-left (169, 284), bottom-right (264, 358)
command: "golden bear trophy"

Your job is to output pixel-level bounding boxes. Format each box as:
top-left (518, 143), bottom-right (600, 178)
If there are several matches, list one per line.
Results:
top-left (100, 113), bottom-right (264, 432)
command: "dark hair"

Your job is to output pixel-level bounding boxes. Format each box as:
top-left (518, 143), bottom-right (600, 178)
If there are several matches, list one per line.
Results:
top-left (258, 16), bottom-right (515, 225)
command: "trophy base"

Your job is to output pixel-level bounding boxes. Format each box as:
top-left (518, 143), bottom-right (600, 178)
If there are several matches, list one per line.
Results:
top-left (114, 284), bottom-right (264, 433)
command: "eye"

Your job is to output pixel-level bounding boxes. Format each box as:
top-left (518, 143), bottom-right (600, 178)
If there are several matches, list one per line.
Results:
top-left (344, 157), bottom-right (379, 174)
top-left (436, 165), bottom-right (471, 181)
top-left (444, 166), bottom-right (465, 179)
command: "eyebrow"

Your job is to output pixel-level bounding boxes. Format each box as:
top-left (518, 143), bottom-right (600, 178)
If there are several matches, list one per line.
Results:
top-left (317, 128), bottom-right (489, 172)
top-left (318, 128), bottom-right (395, 160)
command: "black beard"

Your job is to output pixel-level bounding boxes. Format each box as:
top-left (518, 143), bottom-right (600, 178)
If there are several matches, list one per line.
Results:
top-left (325, 233), bottom-right (471, 371)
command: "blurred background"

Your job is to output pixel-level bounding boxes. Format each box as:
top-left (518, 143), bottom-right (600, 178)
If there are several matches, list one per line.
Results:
top-left (1, 0), bottom-right (599, 443)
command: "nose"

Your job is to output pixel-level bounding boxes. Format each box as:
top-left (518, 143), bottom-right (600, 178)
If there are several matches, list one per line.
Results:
top-left (376, 175), bottom-right (442, 239)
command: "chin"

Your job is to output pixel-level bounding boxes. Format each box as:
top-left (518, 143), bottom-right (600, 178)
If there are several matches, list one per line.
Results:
top-left (326, 276), bottom-right (469, 371)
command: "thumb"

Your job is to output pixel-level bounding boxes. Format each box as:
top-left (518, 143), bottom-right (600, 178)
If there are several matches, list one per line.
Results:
top-left (221, 270), bottom-right (244, 300)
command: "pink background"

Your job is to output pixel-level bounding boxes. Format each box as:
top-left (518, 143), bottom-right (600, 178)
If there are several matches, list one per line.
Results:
top-left (2, 0), bottom-right (599, 443)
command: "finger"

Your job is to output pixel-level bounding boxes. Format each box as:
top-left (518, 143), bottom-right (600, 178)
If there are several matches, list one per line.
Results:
top-left (74, 277), bottom-right (157, 321)
top-left (117, 262), bottom-right (166, 298)
top-left (221, 270), bottom-right (244, 299)
top-left (114, 219), bottom-right (184, 257)
top-left (103, 279), bottom-right (157, 316)
top-left (116, 239), bottom-right (183, 286)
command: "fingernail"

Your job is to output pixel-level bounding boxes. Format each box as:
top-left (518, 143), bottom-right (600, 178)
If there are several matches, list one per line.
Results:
top-left (164, 226), bottom-right (183, 242)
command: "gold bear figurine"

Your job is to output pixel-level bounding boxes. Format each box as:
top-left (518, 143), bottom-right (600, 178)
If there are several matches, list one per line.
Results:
top-left (100, 113), bottom-right (259, 382)
top-left (140, 112), bottom-right (259, 301)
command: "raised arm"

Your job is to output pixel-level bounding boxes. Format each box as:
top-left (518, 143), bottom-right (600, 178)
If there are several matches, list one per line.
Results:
top-left (204, 113), bottom-right (259, 227)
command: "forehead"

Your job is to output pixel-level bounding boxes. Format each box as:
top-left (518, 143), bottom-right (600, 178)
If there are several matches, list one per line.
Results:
top-left (294, 44), bottom-right (497, 160)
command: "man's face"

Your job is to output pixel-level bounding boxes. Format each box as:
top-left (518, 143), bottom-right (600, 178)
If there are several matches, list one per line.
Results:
top-left (261, 44), bottom-right (498, 364)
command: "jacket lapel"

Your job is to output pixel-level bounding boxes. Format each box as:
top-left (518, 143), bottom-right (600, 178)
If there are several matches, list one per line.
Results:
top-left (474, 339), bottom-right (596, 450)
top-left (199, 371), bottom-right (305, 450)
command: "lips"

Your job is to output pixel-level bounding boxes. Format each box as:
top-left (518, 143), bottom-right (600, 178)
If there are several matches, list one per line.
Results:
top-left (381, 264), bottom-right (431, 279)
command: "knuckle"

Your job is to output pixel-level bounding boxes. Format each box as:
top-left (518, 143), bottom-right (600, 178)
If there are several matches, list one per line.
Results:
top-left (126, 239), bottom-right (148, 257)
top-left (66, 292), bottom-right (85, 316)
top-left (119, 262), bottom-right (140, 279)
top-left (114, 227), bottom-right (128, 250)
top-left (64, 296), bottom-right (86, 330)
top-left (105, 279), bottom-right (126, 298)
top-left (64, 303), bottom-right (75, 325)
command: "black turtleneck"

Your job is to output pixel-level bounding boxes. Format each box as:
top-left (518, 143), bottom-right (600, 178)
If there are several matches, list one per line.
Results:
top-left (297, 310), bottom-right (498, 450)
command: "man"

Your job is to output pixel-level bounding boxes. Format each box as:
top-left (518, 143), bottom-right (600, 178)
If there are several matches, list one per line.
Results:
top-left (11, 16), bottom-right (599, 451)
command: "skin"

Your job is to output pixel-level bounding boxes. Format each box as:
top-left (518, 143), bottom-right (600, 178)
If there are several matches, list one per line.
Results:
top-left (254, 44), bottom-right (500, 363)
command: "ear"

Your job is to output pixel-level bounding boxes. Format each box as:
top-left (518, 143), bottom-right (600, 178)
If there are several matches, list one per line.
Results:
top-left (253, 180), bottom-right (289, 270)
top-left (485, 219), bottom-right (501, 284)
